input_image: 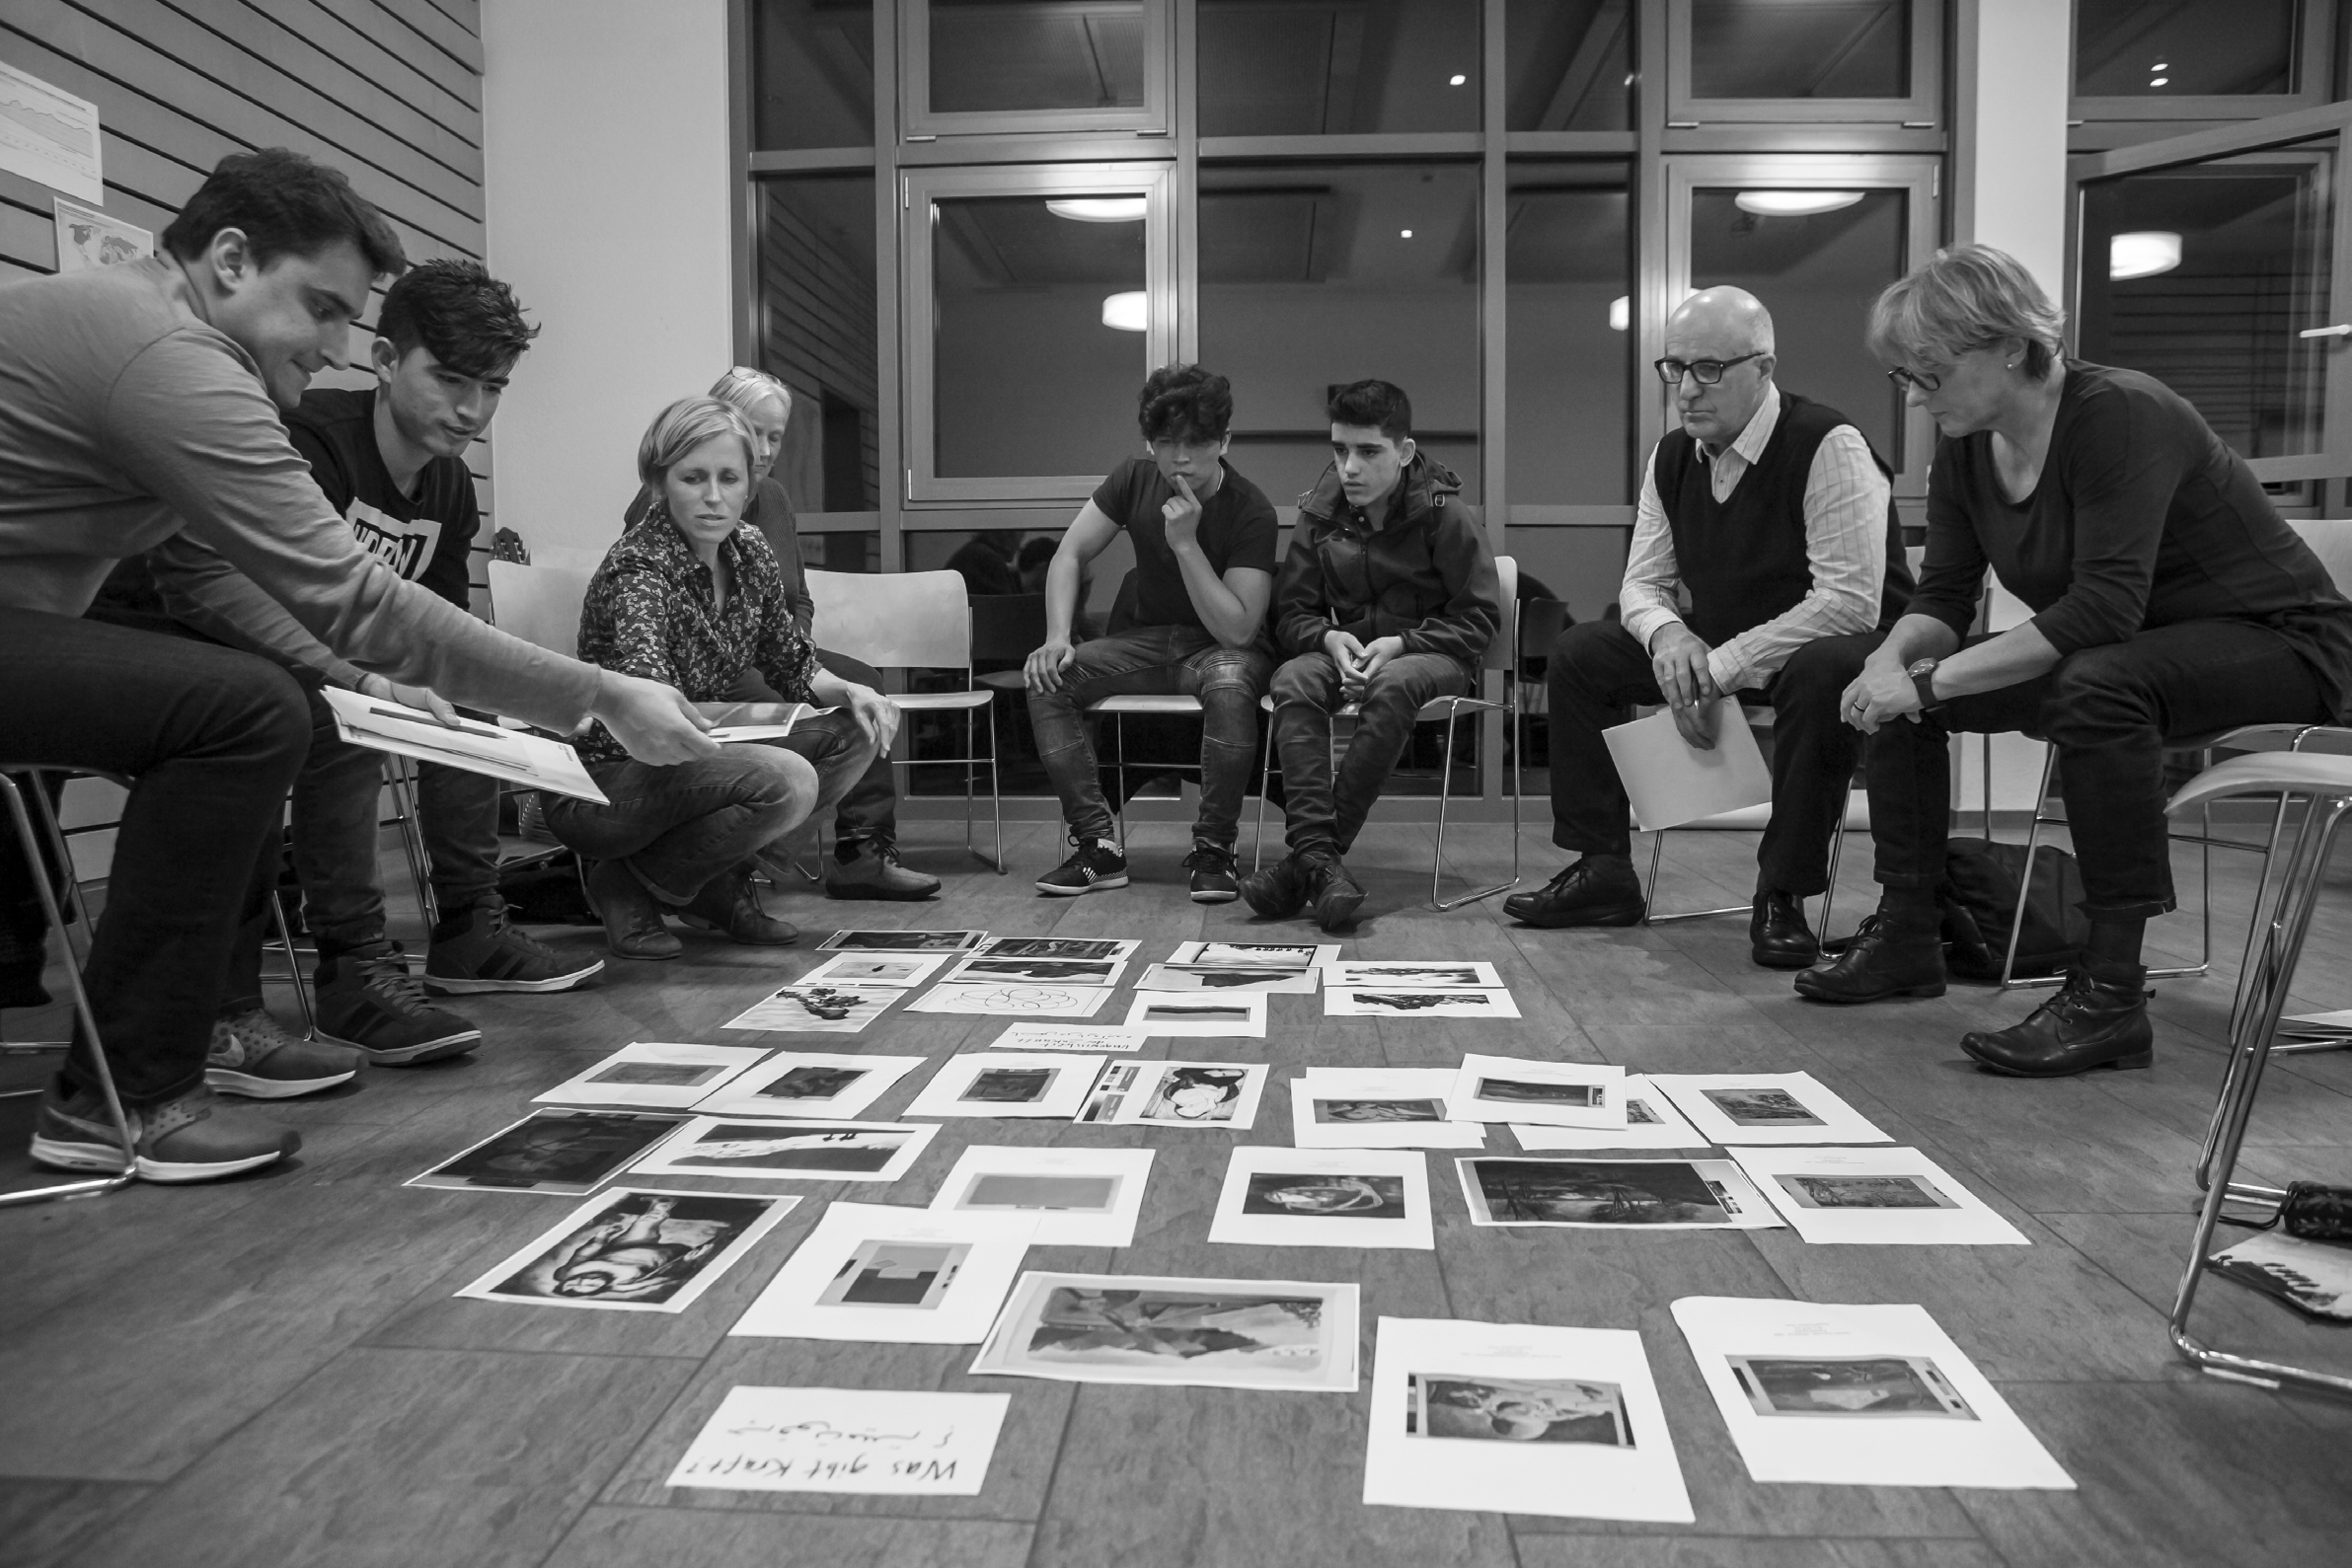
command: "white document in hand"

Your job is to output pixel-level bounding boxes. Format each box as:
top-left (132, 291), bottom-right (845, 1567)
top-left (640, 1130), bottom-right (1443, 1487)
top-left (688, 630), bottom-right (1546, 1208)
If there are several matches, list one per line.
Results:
top-left (319, 687), bottom-right (608, 802)
top-left (1601, 698), bottom-right (1770, 832)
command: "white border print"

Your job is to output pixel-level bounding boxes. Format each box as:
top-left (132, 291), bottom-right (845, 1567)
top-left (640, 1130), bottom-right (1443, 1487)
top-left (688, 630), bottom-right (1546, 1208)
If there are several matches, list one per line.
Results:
top-left (976, 935), bottom-right (1140, 962)
top-left (970, 1271), bottom-right (1360, 1391)
top-left (900, 1052), bottom-right (1105, 1120)
top-left (693, 1053), bottom-right (928, 1121)
top-left (943, 954), bottom-right (1127, 988)
top-left (794, 951), bottom-right (952, 989)
top-left (731, 1203), bottom-right (1038, 1343)
top-left (631, 1117), bottom-right (939, 1183)
top-left (1209, 1147), bottom-right (1435, 1250)
top-left (1456, 1157), bottom-right (1782, 1231)
top-left (1124, 992), bottom-right (1268, 1036)
top-left (406, 1108), bottom-right (688, 1196)
top-left (815, 929), bottom-right (988, 953)
top-left (667, 1386), bottom-right (1010, 1497)
top-left (1327, 960), bottom-right (1503, 990)
top-left (905, 982), bottom-right (1112, 1020)
top-left (1728, 1147), bottom-right (2029, 1246)
top-left (1647, 1072), bottom-right (1892, 1146)
top-left (454, 1188), bottom-right (798, 1312)
top-left (1291, 1069), bottom-right (1486, 1150)
top-left (1167, 940), bottom-right (1335, 969)
top-left (1324, 988), bottom-right (1520, 1019)
top-left (1445, 1056), bottom-right (1626, 1131)
top-left (533, 1042), bottom-right (772, 1110)
top-left (1511, 1076), bottom-right (1707, 1152)
top-left (1078, 1060), bottom-right (1269, 1130)
top-left (930, 1145), bottom-right (1156, 1247)
top-left (721, 985), bottom-right (899, 1035)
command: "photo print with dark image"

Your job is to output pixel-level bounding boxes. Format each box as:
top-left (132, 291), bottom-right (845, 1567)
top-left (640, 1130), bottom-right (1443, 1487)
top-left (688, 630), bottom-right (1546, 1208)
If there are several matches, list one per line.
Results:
top-left (954, 958), bottom-right (1119, 984)
top-left (1729, 1356), bottom-right (1978, 1419)
top-left (1141, 1066), bottom-right (1248, 1122)
top-left (981, 937), bottom-right (1128, 960)
top-left (1024, 1285), bottom-right (1328, 1368)
top-left (1188, 941), bottom-right (1318, 967)
top-left (962, 1068), bottom-right (1055, 1104)
top-left (1316, 1097), bottom-right (1446, 1124)
top-left (1357, 992), bottom-right (1486, 1012)
top-left (963, 1174), bottom-right (1120, 1212)
top-left (1143, 1003), bottom-right (1250, 1022)
top-left (415, 1109), bottom-right (686, 1193)
top-left (823, 930), bottom-right (986, 952)
top-left (1352, 966), bottom-right (1482, 985)
top-left (665, 1123), bottom-right (914, 1173)
top-left (1406, 1374), bottom-right (1634, 1447)
top-left (816, 1239), bottom-right (970, 1309)
top-left (1702, 1087), bottom-right (1826, 1128)
top-left (755, 1065), bottom-right (868, 1101)
top-left (591, 1062), bottom-right (726, 1087)
top-left (1243, 1172), bottom-right (1407, 1218)
top-left (1477, 1077), bottom-right (1603, 1107)
top-left (1779, 1174), bottom-right (1958, 1210)
top-left (1465, 1158), bottom-right (1730, 1226)
top-left (477, 1191), bottom-right (768, 1307)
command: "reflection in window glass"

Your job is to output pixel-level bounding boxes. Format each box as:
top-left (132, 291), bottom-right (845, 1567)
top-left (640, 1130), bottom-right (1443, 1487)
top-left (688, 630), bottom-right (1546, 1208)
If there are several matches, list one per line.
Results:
top-left (1506, 166), bottom-right (1631, 502)
top-left (802, 531), bottom-right (881, 571)
top-left (1505, 0), bottom-right (1631, 131)
top-left (933, 195), bottom-right (1149, 478)
top-left (759, 177), bottom-right (881, 512)
top-left (931, 0), bottom-right (1145, 114)
top-left (753, 0), bottom-right (873, 149)
top-left (1198, 0), bottom-right (1479, 136)
top-left (2078, 153), bottom-right (2333, 462)
top-left (2075, 0), bottom-right (2296, 98)
top-left (1688, 187), bottom-right (1907, 470)
top-left (1199, 163), bottom-right (1481, 502)
top-left (1501, 526), bottom-right (1631, 790)
top-left (1689, 0), bottom-right (1907, 101)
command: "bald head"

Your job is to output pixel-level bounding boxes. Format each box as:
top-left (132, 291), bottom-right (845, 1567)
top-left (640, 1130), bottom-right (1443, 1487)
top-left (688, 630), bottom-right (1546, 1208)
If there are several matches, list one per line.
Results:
top-left (1662, 286), bottom-right (1778, 449)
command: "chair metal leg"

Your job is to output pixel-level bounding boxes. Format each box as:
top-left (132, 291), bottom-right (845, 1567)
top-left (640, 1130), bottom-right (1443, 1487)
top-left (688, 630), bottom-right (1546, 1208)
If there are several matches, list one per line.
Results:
top-left (265, 875), bottom-right (315, 1033)
top-left (1251, 709), bottom-right (1278, 872)
top-left (986, 703), bottom-right (1006, 873)
top-left (1818, 797), bottom-right (1851, 941)
top-left (1996, 745), bottom-right (2061, 989)
top-left (1429, 701), bottom-right (1518, 911)
top-left (0, 773), bottom-right (136, 1205)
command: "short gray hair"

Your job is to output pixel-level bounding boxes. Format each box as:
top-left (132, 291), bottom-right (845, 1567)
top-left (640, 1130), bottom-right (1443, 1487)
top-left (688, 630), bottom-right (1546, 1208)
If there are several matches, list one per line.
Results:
top-left (1866, 243), bottom-right (2067, 380)
top-left (709, 365), bottom-right (793, 421)
top-left (636, 396), bottom-right (757, 487)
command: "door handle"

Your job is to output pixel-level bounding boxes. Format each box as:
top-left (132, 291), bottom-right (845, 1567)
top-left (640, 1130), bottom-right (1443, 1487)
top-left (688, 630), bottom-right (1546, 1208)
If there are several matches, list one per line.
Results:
top-left (2299, 324), bottom-right (2352, 337)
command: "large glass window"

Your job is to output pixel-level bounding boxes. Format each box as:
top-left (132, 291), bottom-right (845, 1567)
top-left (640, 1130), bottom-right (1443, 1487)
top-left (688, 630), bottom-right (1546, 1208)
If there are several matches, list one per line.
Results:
top-left (753, 0), bottom-right (874, 150)
top-left (903, 0), bottom-right (1171, 136)
top-left (756, 176), bottom-right (880, 513)
top-left (1198, 162), bottom-right (1481, 502)
top-left (1505, 164), bottom-right (1631, 503)
top-left (1504, 0), bottom-right (1632, 133)
top-left (1198, 0), bottom-right (1481, 137)
top-left (2074, 0), bottom-right (2300, 101)
top-left (1669, 0), bottom-right (1939, 124)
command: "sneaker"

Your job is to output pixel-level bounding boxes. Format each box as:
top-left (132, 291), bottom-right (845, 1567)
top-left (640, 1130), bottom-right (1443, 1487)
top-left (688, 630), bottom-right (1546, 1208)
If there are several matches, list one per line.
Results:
top-left (1034, 837), bottom-right (1128, 896)
top-left (1183, 843), bottom-right (1241, 904)
top-left (825, 839), bottom-right (942, 903)
top-left (1239, 852), bottom-right (1313, 920)
top-left (1302, 848), bottom-right (1366, 932)
top-left (316, 941), bottom-right (484, 1065)
top-left (30, 1079), bottom-right (299, 1183)
top-left (205, 1009), bottom-right (360, 1099)
top-left (425, 903), bottom-right (604, 994)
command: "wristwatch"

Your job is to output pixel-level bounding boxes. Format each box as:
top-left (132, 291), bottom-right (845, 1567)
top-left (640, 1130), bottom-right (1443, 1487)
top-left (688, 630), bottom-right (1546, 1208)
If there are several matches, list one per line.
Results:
top-left (1907, 657), bottom-right (1945, 712)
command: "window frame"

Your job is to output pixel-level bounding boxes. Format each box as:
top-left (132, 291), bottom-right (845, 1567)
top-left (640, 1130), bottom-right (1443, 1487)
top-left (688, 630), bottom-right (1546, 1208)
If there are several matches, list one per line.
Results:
top-left (899, 0), bottom-right (1176, 139)
top-left (1665, 0), bottom-right (1943, 128)
top-left (2069, 0), bottom-right (2334, 125)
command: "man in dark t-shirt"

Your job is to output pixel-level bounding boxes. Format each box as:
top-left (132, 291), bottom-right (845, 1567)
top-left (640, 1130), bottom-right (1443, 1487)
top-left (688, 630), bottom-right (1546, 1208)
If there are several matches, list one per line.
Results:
top-left (1024, 365), bottom-right (1278, 902)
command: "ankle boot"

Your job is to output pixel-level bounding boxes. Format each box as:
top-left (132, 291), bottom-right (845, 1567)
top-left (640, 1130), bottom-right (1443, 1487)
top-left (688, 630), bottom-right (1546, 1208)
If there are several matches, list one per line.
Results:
top-left (1792, 913), bottom-right (1945, 1004)
top-left (1960, 965), bottom-right (2154, 1077)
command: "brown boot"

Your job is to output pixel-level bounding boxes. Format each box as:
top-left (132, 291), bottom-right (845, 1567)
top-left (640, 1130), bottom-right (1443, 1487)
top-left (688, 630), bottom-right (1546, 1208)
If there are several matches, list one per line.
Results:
top-left (681, 868), bottom-right (799, 946)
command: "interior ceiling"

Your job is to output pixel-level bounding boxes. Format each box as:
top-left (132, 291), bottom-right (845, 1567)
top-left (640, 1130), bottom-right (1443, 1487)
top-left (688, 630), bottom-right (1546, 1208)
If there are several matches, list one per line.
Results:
top-left (2075, 0), bottom-right (2295, 96)
top-left (1687, 190), bottom-right (1900, 282)
top-left (936, 197), bottom-right (1148, 289)
top-left (1199, 166), bottom-right (1479, 285)
top-left (2095, 170), bottom-right (2314, 269)
top-left (1688, 0), bottom-right (1906, 100)
top-left (1504, 0), bottom-right (1630, 131)
top-left (930, 0), bottom-right (1146, 112)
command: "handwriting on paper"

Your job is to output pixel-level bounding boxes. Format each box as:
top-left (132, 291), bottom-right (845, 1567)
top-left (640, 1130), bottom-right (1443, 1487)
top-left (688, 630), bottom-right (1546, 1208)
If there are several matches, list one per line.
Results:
top-left (665, 1386), bottom-right (1010, 1496)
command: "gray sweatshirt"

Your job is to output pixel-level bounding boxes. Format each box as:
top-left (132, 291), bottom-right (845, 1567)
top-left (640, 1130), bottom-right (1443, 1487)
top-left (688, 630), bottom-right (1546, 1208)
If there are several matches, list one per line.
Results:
top-left (0, 257), bottom-right (598, 730)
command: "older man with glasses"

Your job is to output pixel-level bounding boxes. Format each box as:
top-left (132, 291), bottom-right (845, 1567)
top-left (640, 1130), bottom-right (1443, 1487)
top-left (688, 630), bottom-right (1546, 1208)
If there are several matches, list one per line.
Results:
top-left (1505, 286), bottom-right (1913, 969)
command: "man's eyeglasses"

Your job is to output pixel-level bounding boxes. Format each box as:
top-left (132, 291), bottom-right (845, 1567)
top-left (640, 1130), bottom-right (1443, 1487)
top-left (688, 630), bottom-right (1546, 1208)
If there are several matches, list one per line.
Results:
top-left (1884, 365), bottom-right (1941, 392)
top-left (1652, 352), bottom-right (1765, 387)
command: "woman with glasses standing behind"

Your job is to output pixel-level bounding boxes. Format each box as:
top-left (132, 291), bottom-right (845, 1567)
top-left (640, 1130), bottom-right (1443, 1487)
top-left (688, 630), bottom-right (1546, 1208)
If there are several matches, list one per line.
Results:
top-left (1801, 244), bottom-right (2352, 1077)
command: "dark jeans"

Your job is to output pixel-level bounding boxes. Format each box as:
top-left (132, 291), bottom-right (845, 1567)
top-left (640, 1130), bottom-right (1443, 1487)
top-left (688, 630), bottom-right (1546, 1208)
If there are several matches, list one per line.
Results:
top-left (544, 721), bottom-right (877, 903)
top-left (816, 649), bottom-right (897, 847)
top-left (0, 608), bottom-right (309, 1104)
top-left (1547, 621), bottom-right (1881, 896)
top-left (1269, 649), bottom-right (1468, 854)
top-left (1024, 626), bottom-right (1273, 847)
top-left (1868, 620), bottom-right (2331, 920)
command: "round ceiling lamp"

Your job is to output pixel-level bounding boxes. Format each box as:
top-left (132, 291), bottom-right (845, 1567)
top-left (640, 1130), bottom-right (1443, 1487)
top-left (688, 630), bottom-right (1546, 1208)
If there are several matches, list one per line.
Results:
top-left (1101, 291), bottom-right (1148, 332)
top-left (2109, 230), bottom-right (2182, 281)
top-left (1048, 196), bottom-right (1148, 222)
top-left (1733, 189), bottom-right (1865, 218)
top-left (1608, 295), bottom-right (1630, 333)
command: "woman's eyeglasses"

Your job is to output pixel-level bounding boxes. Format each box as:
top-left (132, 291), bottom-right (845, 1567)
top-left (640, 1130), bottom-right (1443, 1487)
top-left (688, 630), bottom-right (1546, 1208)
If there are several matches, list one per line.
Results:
top-left (1884, 366), bottom-right (1941, 392)
top-left (1651, 352), bottom-right (1765, 387)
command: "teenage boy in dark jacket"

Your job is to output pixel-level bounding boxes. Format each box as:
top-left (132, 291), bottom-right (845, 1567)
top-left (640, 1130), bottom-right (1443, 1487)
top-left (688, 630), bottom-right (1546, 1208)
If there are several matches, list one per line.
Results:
top-left (1240, 380), bottom-right (1500, 930)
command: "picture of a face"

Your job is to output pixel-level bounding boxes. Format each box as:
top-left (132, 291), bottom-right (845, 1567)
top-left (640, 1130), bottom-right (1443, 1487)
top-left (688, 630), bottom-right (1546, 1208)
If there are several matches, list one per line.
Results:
top-left (1143, 1067), bottom-right (1247, 1121)
top-left (1317, 1097), bottom-right (1444, 1124)
top-left (1243, 1173), bottom-right (1404, 1216)
top-left (1409, 1375), bottom-right (1633, 1446)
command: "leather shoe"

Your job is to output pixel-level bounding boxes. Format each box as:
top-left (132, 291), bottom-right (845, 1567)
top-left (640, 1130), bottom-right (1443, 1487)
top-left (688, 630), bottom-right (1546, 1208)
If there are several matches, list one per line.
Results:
top-left (1303, 848), bottom-right (1365, 932)
top-left (825, 839), bottom-right (941, 902)
top-left (1504, 858), bottom-right (1645, 929)
top-left (1240, 852), bottom-right (1313, 920)
top-left (583, 860), bottom-right (682, 960)
top-left (681, 870), bottom-right (800, 946)
top-left (1792, 913), bottom-right (1944, 1003)
top-left (1750, 890), bottom-right (1819, 970)
top-left (1961, 965), bottom-right (2154, 1077)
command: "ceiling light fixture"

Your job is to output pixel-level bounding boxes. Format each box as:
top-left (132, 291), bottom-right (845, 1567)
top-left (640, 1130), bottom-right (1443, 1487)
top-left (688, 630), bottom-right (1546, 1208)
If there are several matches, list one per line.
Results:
top-left (2109, 230), bottom-right (2182, 280)
top-left (2150, 76), bottom-right (2168, 86)
top-left (1048, 196), bottom-right (1148, 222)
top-left (1100, 291), bottom-right (1148, 331)
top-left (1733, 189), bottom-right (1865, 218)
top-left (1400, 228), bottom-right (1413, 238)
top-left (1449, 73), bottom-right (1467, 85)
top-left (1608, 295), bottom-right (1630, 333)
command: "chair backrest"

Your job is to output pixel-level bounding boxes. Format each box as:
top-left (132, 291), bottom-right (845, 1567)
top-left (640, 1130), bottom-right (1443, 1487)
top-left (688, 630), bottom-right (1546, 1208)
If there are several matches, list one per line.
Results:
top-left (487, 560), bottom-right (596, 661)
top-left (1486, 555), bottom-right (1519, 672)
top-left (807, 567), bottom-right (973, 671)
top-left (970, 593), bottom-right (1047, 663)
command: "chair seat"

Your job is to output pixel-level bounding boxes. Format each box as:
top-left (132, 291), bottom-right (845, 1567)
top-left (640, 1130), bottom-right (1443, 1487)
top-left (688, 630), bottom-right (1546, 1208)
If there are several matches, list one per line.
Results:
top-left (1088, 694), bottom-right (1206, 715)
top-left (887, 691), bottom-right (996, 712)
top-left (2166, 751), bottom-right (2352, 816)
top-left (1254, 693), bottom-right (1501, 721)
top-left (976, 670), bottom-right (1027, 692)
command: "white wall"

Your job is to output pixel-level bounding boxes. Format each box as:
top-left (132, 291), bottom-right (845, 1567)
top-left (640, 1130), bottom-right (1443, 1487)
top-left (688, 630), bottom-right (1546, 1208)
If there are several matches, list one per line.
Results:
top-left (1953, 0), bottom-right (2072, 299)
top-left (480, 0), bottom-right (735, 559)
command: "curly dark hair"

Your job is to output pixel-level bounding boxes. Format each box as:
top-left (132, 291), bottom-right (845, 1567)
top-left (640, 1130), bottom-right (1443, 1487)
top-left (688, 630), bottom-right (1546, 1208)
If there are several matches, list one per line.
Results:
top-left (161, 148), bottom-right (405, 279)
top-left (1137, 363), bottom-right (1234, 444)
top-left (1328, 379), bottom-right (1412, 442)
top-left (377, 260), bottom-right (541, 379)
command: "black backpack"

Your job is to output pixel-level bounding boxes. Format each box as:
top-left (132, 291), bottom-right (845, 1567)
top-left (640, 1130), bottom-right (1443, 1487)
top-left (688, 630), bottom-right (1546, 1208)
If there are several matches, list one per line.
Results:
top-left (1939, 837), bottom-right (2091, 981)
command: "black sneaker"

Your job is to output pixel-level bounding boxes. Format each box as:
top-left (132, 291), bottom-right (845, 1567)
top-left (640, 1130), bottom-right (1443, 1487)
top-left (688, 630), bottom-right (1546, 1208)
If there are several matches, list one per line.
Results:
top-left (1183, 843), bottom-right (1241, 903)
top-left (1239, 852), bottom-right (1313, 920)
top-left (1035, 837), bottom-right (1128, 896)
top-left (315, 940), bottom-right (484, 1066)
top-left (425, 903), bottom-right (604, 994)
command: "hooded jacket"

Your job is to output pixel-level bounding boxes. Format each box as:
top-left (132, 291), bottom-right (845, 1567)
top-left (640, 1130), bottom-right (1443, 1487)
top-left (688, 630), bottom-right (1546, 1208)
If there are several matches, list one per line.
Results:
top-left (1272, 454), bottom-right (1501, 676)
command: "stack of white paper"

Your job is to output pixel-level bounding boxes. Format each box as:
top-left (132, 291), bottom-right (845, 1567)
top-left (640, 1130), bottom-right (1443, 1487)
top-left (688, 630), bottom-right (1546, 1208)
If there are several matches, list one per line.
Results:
top-left (1650, 1072), bottom-right (1893, 1145)
top-left (319, 688), bottom-right (608, 801)
top-left (1363, 1316), bottom-right (1695, 1523)
top-left (1512, 1075), bottom-right (1707, 1151)
top-left (1290, 1069), bottom-right (1486, 1149)
top-left (1602, 697), bottom-right (1770, 831)
top-left (1446, 1055), bottom-right (1626, 1130)
top-left (1730, 1147), bottom-right (2029, 1245)
top-left (730, 1202), bottom-right (1037, 1342)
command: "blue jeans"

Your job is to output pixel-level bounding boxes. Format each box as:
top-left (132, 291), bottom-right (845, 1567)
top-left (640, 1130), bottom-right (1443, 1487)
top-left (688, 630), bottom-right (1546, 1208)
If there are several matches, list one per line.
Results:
top-left (544, 717), bottom-right (878, 903)
top-left (1269, 649), bottom-right (1468, 854)
top-left (1024, 626), bottom-right (1273, 846)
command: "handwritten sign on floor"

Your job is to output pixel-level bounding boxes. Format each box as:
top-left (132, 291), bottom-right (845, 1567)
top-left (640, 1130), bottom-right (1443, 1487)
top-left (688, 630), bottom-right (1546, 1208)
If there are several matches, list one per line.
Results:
top-left (666, 1385), bottom-right (1010, 1496)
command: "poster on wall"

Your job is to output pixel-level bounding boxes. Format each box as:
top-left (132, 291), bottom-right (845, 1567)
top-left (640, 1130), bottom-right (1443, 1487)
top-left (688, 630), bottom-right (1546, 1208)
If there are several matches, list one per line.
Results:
top-left (52, 196), bottom-right (150, 272)
top-left (0, 60), bottom-right (104, 203)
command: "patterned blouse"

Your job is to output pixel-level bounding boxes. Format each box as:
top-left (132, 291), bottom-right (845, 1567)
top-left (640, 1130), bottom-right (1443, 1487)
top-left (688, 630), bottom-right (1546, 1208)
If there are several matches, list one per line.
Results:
top-left (574, 510), bottom-right (820, 766)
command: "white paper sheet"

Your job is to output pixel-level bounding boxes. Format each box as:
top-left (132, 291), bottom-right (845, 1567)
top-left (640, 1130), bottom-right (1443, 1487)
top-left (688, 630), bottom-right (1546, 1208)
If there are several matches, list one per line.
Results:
top-left (1134, 963), bottom-right (1321, 994)
top-left (318, 688), bottom-right (608, 801)
top-left (1327, 961), bottom-right (1504, 990)
top-left (976, 936), bottom-right (1140, 961)
top-left (793, 951), bottom-right (951, 989)
top-left (1126, 992), bottom-right (1269, 1036)
top-left (1168, 940), bottom-right (1337, 969)
top-left (1290, 1071), bottom-right (1487, 1149)
top-left (692, 1052), bottom-right (927, 1121)
top-left (454, 1187), bottom-right (797, 1312)
top-left (1078, 1060), bottom-right (1270, 1130)
top-left (1446, 1055), bottom-right (1627, 1129)
top-left (1511, 1078), bottom-right (1708, 1151)
top-left (0, 60), bottom-right (104, 203)
top-left (1649, 1072), bottom-right (1893, 1146)
top-left (943, 954), bottom-right (1128, 987)
top-left (1602, 698), bottom-right (1772, 832)
top-left (987, 1021), bottom-right (1149, 1053)
top-left (816, 929), bottom-right (989, 953)
top-left (721, 984), bottom-right (899, 1034)
top-left (1209, 1147), bottom-right (1434, 1250)
top-left (901, 1052), bottom-right (1105, 1120)
top-left (631, 1117), bottom-right (938, 1183)
top-left (1729, 1147), bottom-right (2029, 1245)
top-left (969, 1270), bottom-right (1360, 1391)
top-left (701, 703), bottom-right (837, 744)
top-left (1325, 988), bottom-right (1521, 1019)
top-left (405, 1108), bottom-right (688, 1196)
top-left (929, 1145), bottom-right (1156, 1247)
top-left (52, 196), bottom-right (151, 272)
top-left (1456, 1156), bottom-right (1782, 1230)
top-left (730, 1202), bottom-right (1037, 1342)
top-left (906, 982), bottom-right (1113, 1019)
top-left (667, 1385), bottom-right (1009, 1495)
top-left (1363, 1316), bottom-right (1695, 1523)
top-left (533, 1042), bottom-right (771, 1110)
top-left (1671, 1297), bottom-right (2076, 1489)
